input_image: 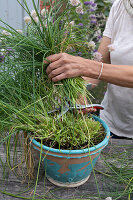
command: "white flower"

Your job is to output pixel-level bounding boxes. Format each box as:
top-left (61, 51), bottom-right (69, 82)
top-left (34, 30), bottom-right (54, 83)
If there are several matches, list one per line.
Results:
top-left (108, 43), bottom-right (117, 52)
top-left (71, 33), bottom-right (75, 39)
top-left (69, 21), bottom-right (75, 26)
top-left (76, 5), bottom-right (84, 14)
top-left (108, 42), bottom-right (118, 52)
top-left (69, 0), bottom-right (80, 6)
top-left (24, 16), bottom-right (31, 24)
top-left (105, 197), bottom-right (113, 200)
top-left (104, 0), bottom-right (110, 3)
top-left (93, 52), bottom-right (102, 62)
top-left (1, 48), bottom-right (5, 52)
top-left (31, 10), bottom-right (37, 18)
top-left (0, 38), bottom-right (5, 43)
top-left (94, 29), bottom-right (101, 37)
top-left (88, 41), bottom-right (96, 50)
top-left (2, 30), bottom-right (11, 36)
top-left (1, 49), bottom-right (6, 55)
top-left (41, 8), bottom-right (47, 17)
top-left (16, 29), bottom-right (23, 34)
top-left (66, 46), bottom-right (73, 51)
top-left (34, 17), bottom-right (39, 23)
top-left (40, 26), bottom-right (43, 32)
top-left (64, 22), bottom-right (69, 28)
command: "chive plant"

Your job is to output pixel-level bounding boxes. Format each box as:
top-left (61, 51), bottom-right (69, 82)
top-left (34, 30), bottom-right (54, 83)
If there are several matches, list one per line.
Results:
top-left (0, 2), bottom-right (132, 200)
top-left (0, 0), bottom-right (106, 150)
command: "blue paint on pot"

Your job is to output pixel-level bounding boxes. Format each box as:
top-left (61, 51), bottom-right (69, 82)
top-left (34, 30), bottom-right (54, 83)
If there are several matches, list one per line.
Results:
top-left (31, 115), bottom-right (110, 186)
top-left (45, 155), bottom-right (100, 183)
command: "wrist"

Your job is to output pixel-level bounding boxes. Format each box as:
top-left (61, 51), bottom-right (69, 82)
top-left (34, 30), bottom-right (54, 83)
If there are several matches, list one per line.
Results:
top-left (84, 60), bottom-right (101, 79)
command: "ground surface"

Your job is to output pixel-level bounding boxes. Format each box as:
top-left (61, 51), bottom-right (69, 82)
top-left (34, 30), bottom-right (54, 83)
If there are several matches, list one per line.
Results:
top-left (0, 138), bottom-right (132, 200)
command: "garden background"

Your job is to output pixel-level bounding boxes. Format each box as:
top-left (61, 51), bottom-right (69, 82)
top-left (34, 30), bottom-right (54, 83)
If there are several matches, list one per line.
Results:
top-left (0, 0), bottom-right (112, 104)
top-left (0, 1), bottom-right (132, 200)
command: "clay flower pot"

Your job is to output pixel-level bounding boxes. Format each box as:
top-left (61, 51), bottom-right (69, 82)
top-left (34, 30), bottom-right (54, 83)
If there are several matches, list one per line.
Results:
top-left (31, 115), bottom-right (110, 187)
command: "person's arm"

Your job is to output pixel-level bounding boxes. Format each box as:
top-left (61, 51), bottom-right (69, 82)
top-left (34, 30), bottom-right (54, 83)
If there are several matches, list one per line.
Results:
top-left (82, 36), bottom-right (111, 88)
top-left (45, 36), bottom-right (111, 86)
top-left (46, 42), bottom-right (133, 88)
top-left (98, 36), bottom-right (111, 64)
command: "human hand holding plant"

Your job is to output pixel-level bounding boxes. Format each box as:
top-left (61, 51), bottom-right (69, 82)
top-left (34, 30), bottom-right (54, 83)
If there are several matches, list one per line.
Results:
top-left (45, 53), bottom-right (98, 113)
top-left (45, 53), bottom-right (86, 81)
top-left (45, 52), bottom-right (101, 82)
top-left (0, 0), bottom-right (107, 149)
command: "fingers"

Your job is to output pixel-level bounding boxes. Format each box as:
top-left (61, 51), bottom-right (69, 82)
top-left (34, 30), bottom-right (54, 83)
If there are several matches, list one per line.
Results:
top-left (45, 53), bottom-right (71, 81)
top-left (46, 60), bottom-right (61, 75)
top-left (48, 64), bottom-right (82, 81)
top-left (51, 73), bottom-right (67, 82)
top-left (44, 53), bottom-right (66, 64)
top-left (78, 108), bottom-right (97, 114)
top-left (45, 53), bottom-right (84, 82)
top-left (48, 67), bottom-right (78, 81)
top-left (48, 66), bottom-right (66, 80)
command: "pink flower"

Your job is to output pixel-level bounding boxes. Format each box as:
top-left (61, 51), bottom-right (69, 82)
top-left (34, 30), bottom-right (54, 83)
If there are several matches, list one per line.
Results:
top-left (2, 30), bottom-right (11, 36)
top-left (108, 41), bottom-right (118, 52)
top-left (88, 41), bottom-right (96, 50)
top-left (34, 17), bottom-right (39, 23)
top-left (93, 52), bottom-right (102, 62)
top-left (16, 30), bottom-right (23, 34)
top-left (69, 0), bottom-right (80, 6)
top-left (108, 44), bottom-right (115, 52)
top-left (24, 16), bottom-right (31, 24)
top-left (105, 197), bottom-right (113, 200)
top-left (76, 5), bottom-right (84, 14)
top-left (69, 21), bottom-right (75, 26)
top-left (41, 8), bottom-right (47, 17)
top-left (31, 10), bottom-right (37, 18)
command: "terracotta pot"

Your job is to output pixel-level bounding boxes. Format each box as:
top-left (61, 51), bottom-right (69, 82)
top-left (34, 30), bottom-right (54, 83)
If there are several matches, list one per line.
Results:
top-left (31, 115), bottom-right (110, 187)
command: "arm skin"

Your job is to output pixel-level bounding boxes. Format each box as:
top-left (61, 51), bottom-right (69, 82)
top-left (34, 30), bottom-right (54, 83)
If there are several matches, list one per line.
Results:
top-left (82, 36), bottom-right (111, 87)
top-left (46, 36), bottom-right (133, 88)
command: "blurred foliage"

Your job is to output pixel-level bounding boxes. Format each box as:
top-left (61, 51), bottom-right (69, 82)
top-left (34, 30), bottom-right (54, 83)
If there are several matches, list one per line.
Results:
top-left (91, 82), bottom-right (107, 104)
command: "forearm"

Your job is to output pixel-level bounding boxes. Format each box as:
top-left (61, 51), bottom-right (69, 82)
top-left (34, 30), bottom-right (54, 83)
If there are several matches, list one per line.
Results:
top-left (82, 37), bottom-right (111, 87)
top-left (85, 61), bottom-right (133, 88)
top-left (98, 37), bottom-right (111, 64)
top-left (100, 63), bottom-right (133, 88)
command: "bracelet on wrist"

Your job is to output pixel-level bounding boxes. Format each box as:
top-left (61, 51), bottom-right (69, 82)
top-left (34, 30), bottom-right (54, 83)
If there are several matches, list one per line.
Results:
top-left (98, 62), bottom-right (104, 80)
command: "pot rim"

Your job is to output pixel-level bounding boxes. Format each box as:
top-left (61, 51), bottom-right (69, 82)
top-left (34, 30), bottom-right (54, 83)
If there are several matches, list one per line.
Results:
top-left (31, 115), bottom-right (110, 155)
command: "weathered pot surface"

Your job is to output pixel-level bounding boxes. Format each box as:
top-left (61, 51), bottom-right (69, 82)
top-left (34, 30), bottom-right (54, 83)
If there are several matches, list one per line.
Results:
top-left (31, 115), bottom-right (110, 187)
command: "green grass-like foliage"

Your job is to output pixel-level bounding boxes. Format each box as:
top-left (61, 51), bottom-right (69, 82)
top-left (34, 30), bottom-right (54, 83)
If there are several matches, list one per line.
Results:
top-left (17, 112), bottom-right (105, 149)
top-left (0, 0), bottom-right (104, 149)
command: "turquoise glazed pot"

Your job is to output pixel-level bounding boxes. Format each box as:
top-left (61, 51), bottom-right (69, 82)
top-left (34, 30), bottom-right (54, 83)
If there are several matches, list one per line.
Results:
top-left (31, 116), bottom-right (110, 187)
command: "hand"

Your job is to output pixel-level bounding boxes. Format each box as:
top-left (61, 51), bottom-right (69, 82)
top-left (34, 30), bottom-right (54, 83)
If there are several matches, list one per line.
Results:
top-left (76, 96), bottom-right (97, 114)
top-left (45, 53), bottom-right (90, 82)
